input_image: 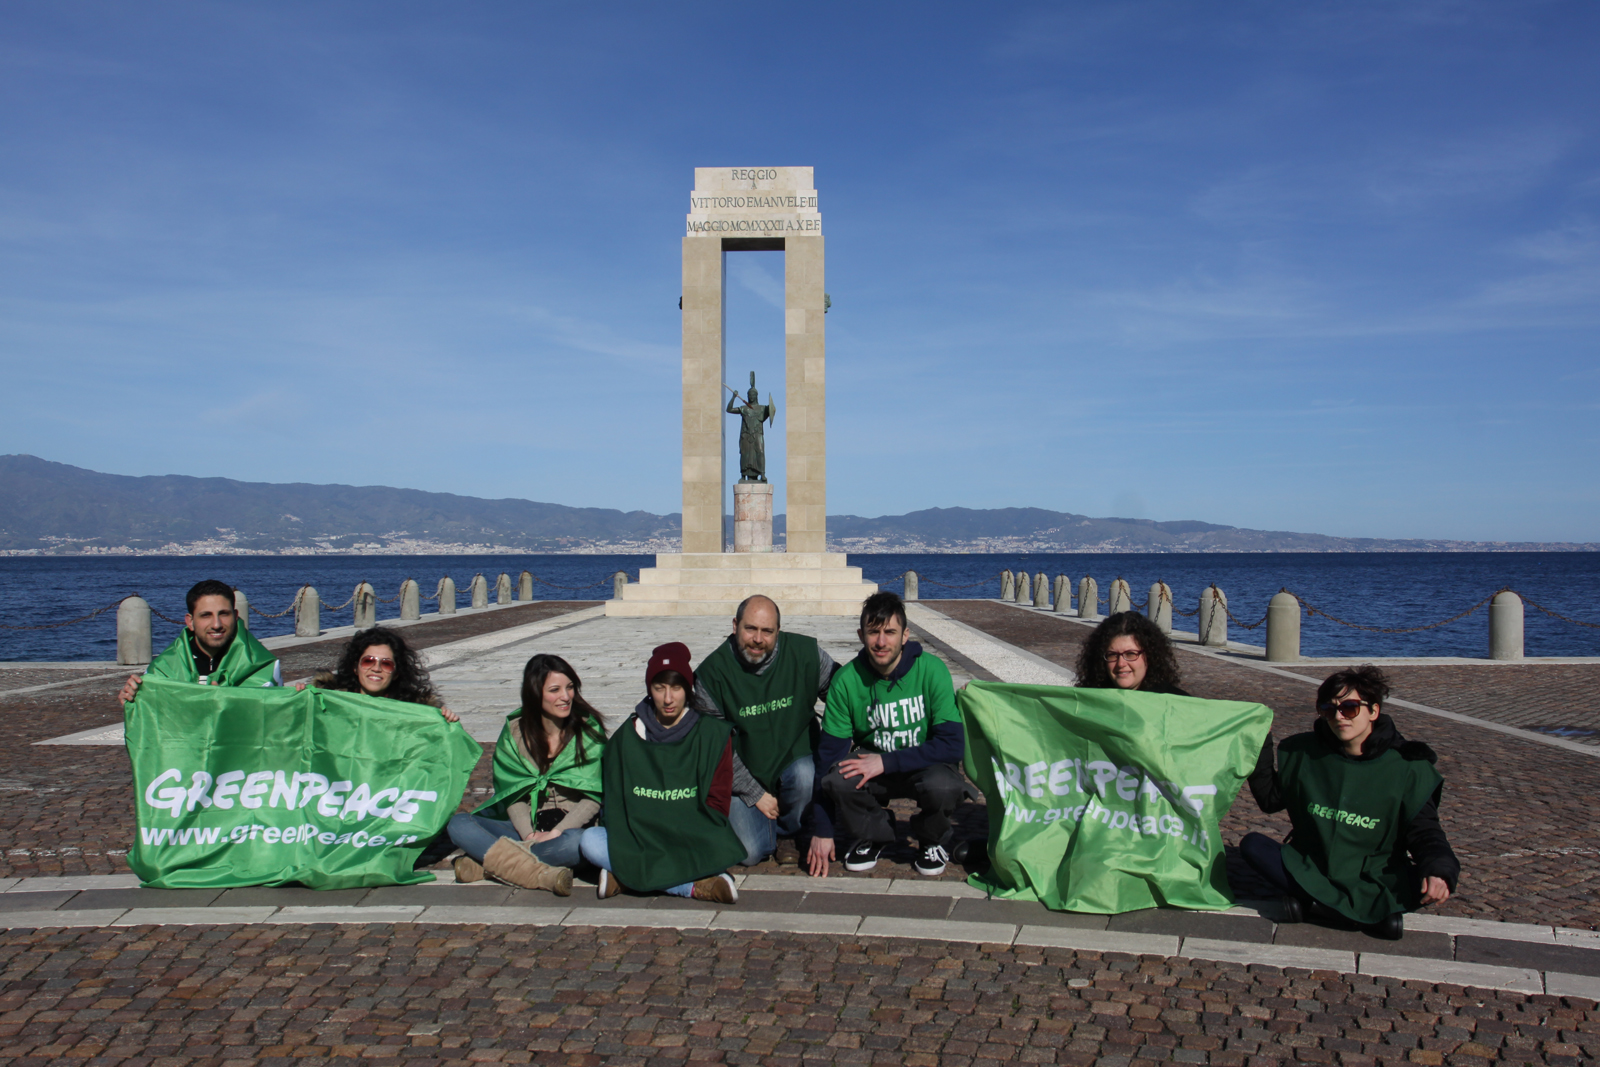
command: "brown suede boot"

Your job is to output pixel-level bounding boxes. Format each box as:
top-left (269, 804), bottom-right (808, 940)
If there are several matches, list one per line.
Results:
top-left (690, 873), bottom-right (738, 905)
top-left (452, 854), bottom-right (484, 884)
top-left (482, 837), bottom-right (573, 896)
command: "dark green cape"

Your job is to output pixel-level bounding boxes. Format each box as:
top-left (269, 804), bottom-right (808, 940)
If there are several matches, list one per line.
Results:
top-left (694, 633), bottom-right (819, 791)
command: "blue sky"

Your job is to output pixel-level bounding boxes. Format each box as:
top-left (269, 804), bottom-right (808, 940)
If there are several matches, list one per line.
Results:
top-left (2, 2), bottom-right (1597, 541)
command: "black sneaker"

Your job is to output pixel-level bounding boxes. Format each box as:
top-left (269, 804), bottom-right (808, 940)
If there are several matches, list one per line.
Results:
top-left (843, 841), bottom-right (882, 872)
top-left (914, 843), bottom-right (949, 877)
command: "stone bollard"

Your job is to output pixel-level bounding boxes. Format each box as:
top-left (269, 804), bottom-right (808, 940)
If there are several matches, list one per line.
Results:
top-left (117, 595), bottom-right (152, 666)
top-left (1033, 573), bottom-right (1049, 609)
top-left (519, 571), bottom-right (533, 602)
top-left (1078, 577), bottom-right (1098, 620)
top-left (1148, 582), bottom-right (1172, 634)
top-left (1000, 571), bottom-right (1014, 601)
top-left (1266, 590), bottom-right (1301, 662)
top-left (905, 571), bottom-right (919, 601)
top-left (496, 573), bottom-right (512, 606)
top-left (438, 577), bottom-right (457, 615)
top-left (1490, 590), bottom-right (1524, 661)
top-left (613, 571), bottom-right (628, 599)
top-left (1015, 572), bottom-right (1032, 604)
top-left (471, 574), bottom-right (488, 609)
top-left (400, 579), bottom-right (420, 621)
top-left (1199, 585), bottom-right (1228, 647)
top-left (1053, 575), bottom-right (1070, 613)
top-left (234, 589), bottom-right (250, 631)
top-left (296, 586), bottom-right (321, 637)
top-left (353, 582), bottom-right (376, 629)
top-left (1108, 578), bottom-right (1131, 615)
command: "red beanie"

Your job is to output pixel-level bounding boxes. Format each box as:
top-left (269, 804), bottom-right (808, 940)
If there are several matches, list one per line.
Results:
top-left (646, 641), bottom-right (694, 691)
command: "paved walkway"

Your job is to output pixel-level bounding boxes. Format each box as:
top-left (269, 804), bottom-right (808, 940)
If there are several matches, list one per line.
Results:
top-left (6, 596), bottom-right (1600, 1064)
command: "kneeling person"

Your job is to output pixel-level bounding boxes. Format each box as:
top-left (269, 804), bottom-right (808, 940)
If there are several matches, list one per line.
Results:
top-left (118, 579), bottom-right (280, 703)
top-left (694, 594), bottom-right (837, 867)
top-left (807, 592), bottom-right (965, 878)
top-left (579, 643), bottom-right (746, 904)
top-left (1243, 665), bottom-right (1459, 940)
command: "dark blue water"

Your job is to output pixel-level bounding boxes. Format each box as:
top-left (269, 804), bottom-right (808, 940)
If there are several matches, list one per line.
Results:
top-left (1, 552), bottom-right (1596, 661)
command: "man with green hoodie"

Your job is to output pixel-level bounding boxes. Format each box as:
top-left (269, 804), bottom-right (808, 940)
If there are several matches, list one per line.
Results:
top-left (806, 591), bottom-right (966, 878)
top-left (118, 579), bottom-right (281, 703)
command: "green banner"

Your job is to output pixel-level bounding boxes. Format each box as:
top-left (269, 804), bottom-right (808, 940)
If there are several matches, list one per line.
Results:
top-left (959, 681), bottom-right (1272, 913)
top-left (126, 678), bottom-right (482, 889)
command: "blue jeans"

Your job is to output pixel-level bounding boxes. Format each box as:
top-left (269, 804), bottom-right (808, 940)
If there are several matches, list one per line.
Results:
top-left (1239, 832), bottom-right (1313, 906)
top-left (447, 812), bottom-right (584, 870)
top-left (726, 753), bottom-right (817, 864)
top-left (578, 826), bottom-right (694, 897)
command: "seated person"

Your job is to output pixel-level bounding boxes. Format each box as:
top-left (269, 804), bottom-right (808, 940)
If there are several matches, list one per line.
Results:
top-left (1242, 665), bottom-right (1459, 940)
top-left (119, 578), bottom-right (280, 702)
top-left (306, 626), bottom-right (458, 721)
top-left (446, 654), bottom-right (604, 896)
top-left (578, 642), bottom-right (748, 904)
top-left (806, 591), bottom-right (966, 878)
top-left (1073, 611), bottom-right (1188, 695)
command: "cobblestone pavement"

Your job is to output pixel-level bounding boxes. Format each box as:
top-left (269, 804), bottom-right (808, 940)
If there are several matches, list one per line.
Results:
top-left (922, 602), bottom-right (1600, 931)
top-left (2, 922), bottom-right (1596, 1066)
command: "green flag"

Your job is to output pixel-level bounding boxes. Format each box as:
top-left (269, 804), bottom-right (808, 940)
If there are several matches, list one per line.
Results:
top-left (126, 677), bottom-right (482, 889)
top-left (959, 681), bottom-right (1272, 913)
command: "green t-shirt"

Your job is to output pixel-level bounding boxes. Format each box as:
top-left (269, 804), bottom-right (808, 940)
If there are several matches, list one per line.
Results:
top-left (822, 646), bottom-right (960, 754)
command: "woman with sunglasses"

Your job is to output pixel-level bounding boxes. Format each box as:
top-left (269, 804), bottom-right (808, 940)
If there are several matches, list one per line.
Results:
top-left (445, 653), bottom-right (606, 896)
top-left (1073, 611), bottom-right (1188, 694)
top-left (307, 626), bottom-right (458, 721)
top-left (1242, 665), bottom-right (1459, 940)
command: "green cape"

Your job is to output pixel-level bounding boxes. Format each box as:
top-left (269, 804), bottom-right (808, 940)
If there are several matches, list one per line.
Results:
top-left (601, 714), bottom-right (744, 892)
top-left (473, 710), bottom-right (604, 821)
top-left (146, 627), bottom-right (278, 688)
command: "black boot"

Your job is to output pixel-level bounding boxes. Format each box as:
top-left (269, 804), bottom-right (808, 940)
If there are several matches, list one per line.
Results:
top-left (1278, 896), bottom-right (1303, 924)
top-left (1367, 912), bottom-right (1404, 941)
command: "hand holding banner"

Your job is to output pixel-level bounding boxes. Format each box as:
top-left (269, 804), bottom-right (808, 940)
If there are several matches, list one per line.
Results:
top-left (127, 678), bottom-right (482, 889)
top-left (959, 681), bottom-right (1271, 913)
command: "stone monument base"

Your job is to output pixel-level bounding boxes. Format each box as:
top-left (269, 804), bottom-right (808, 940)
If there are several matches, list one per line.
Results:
top-left (606, 552), bottom-right (876, 617)
top-left (733, 483), bottom-right (773, 553)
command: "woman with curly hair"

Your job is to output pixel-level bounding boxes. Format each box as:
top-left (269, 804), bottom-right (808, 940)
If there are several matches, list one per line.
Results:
top-left (308, 626), bottom-right (458, 721)
top-left (446, 653), bottom-right (607, 895)
top-left (1073, 611), bottom-right (1188, 696)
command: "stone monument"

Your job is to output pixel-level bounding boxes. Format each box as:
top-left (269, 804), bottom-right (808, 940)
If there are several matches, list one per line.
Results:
top-left (608, 167), bottom-right (875, 616)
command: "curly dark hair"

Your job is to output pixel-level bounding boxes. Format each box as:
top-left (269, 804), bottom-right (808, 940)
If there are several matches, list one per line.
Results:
top-left (1316, 664), bottom-right (1389, 709)
top-left (1074, 611), bottom-right (1183, 692)
top-left (324, 626), bottom-right (440, 706)
top-left (518, 654), bottom-right (606, 773)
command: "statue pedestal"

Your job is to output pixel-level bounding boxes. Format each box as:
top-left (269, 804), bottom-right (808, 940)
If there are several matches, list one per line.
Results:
top-left (733, 483), bottom-right (773, 553)
top-left (606, 552), bottom-right (876, 616)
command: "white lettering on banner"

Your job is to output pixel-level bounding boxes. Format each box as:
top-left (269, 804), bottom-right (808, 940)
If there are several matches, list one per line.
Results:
top-left (143, 767), bottom-right (441, 823)
top-left (138, 823), bottom-right (423, 849)
top-left (988, 756), bottom-right (1217, 854)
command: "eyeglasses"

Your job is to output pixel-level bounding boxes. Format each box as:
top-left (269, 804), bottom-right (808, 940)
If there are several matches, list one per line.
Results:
top-left (359, 655), bottom-right (396, 672)
top-left (1104, 649), bottom-right (1145, 663)
top-left (1317, 699), bottom-right (1369, 718)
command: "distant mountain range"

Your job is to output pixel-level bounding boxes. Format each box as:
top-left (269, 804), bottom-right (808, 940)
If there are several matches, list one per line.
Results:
top-left (1, 455), bottom-right (1593, 555)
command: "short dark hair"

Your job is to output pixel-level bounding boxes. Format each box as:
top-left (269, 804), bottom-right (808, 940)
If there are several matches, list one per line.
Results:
top-left (186, 579), bottom-right (236, 614)
top-left (1317, 665), bottom-right (1389, 709)
top-left (860, 591), bottom-right (907, 633)
top-left (327, 626), bottom-right (439, 707)
top-left (1074, 611), bottom-right (1183, 692)
top-left (735, 594), bottom-right (781, 628)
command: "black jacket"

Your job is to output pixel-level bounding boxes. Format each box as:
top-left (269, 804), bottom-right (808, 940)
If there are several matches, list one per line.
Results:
top-left (1248, 714), bottom-right (1460, 891)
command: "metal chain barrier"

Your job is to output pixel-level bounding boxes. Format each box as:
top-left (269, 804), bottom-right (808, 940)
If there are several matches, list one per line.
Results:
top-left (1222, 604), bottom-right (1271, 631)
top-left (528, 573), bottom-right (625, 591)
top-left (150, 607), bottom-right (188, 626)
top-left (1517, 593), bottom-right (1600, 630)
top-left (1286, 588), bottom-right (1499, 634)
top-left (0, 600), bottom-right (124, 631)
top-left (250, 586), bottom-right (308, 620)
top-left (920, 572), bottom-right (1004, 591)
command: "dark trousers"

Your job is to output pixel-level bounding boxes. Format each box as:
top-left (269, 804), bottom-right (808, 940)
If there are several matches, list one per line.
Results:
top-left (820, 761), bottom-right (964, 848)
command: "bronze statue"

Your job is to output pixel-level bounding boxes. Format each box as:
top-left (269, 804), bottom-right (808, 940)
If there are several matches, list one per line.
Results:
top-left (726, 371), bottom-right (777, 483)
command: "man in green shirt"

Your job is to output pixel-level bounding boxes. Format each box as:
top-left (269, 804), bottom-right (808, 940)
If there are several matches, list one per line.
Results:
top-left (118, 579), bottom-right (281, 703)
top-left (693, 594), bottom-right (838, 867)
top-left (806, 591), bottom-right (966, 878)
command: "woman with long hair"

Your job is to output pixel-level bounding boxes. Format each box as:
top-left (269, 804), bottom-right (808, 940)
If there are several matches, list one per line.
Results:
top-left (309, 626), bottom-right (458, 720)
top-left (1073, 611), bottom-right (1188, 695)
top-left (446, 653), bottom-right (606, 895)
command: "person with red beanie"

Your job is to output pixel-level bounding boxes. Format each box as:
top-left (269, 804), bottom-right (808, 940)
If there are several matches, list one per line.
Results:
top-left (578, 642), bottom-right (761, 903)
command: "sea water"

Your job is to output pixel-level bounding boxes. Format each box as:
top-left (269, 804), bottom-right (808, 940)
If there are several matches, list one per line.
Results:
top-left (0, 552), bottom-right (1596, 662)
